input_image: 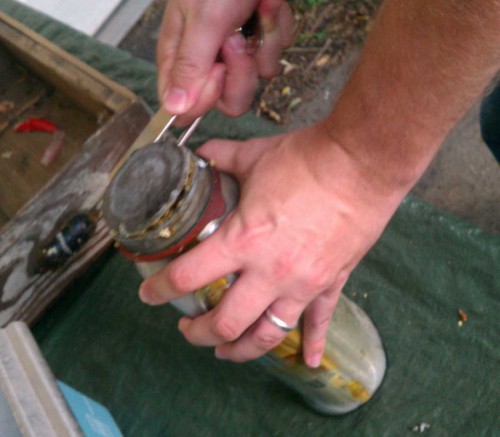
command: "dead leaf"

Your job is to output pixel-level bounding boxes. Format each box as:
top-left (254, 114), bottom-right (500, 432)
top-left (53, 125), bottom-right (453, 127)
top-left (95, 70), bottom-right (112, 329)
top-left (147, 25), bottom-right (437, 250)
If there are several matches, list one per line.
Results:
top-left (315, 54), bottom-right (330, 67)
top-left (279, 59), bottom-right (298, 75)
top-left (259, 100), bottom-right (282, 124)
top-left (458, 309), bottom-right (467, 322)
top-left (288, 97), bottom-right (302, 110)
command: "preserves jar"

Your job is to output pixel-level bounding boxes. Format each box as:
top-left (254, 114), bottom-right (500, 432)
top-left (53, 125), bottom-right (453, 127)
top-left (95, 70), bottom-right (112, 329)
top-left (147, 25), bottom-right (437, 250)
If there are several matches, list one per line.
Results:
top-left (102, 136), bottom-right (386, 414)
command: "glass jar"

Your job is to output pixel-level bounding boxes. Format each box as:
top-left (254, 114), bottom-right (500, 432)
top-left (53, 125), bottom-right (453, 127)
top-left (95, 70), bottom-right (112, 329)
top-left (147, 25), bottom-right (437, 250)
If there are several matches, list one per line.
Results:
top-left (102, 137), bottom-right (386, 414)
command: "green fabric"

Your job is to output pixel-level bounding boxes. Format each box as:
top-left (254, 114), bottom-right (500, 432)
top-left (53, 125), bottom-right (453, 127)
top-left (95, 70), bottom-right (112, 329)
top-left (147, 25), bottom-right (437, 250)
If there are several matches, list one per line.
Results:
top-left (1, 1), bottom-right (499, 436)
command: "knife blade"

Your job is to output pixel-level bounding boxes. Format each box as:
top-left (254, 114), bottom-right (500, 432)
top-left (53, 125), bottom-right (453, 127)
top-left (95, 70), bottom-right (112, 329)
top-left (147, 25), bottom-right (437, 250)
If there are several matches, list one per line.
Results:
top-left (110, 108), bottom-right (175, 178)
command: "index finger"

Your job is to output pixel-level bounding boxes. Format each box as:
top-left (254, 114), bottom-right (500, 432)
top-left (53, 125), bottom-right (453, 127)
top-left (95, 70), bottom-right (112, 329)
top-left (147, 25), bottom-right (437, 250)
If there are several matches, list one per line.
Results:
top-left (156, 3), bottom-right (183, 101)
top-left (159, 11), bottom-right (240, 115)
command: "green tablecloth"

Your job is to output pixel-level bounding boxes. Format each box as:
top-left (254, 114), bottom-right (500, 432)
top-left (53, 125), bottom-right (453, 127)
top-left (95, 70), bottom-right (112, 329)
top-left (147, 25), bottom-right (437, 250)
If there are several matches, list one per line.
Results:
top-left (1, 1), bottom-right (499, 436)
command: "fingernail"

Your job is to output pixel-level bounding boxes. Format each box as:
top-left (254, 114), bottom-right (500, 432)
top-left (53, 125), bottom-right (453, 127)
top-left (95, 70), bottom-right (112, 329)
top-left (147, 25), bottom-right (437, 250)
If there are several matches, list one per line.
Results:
top-left (139, 283), bottom-right (158, 305)
top-left (163, 87), bottom-right (188, 114)
top-left (178, 318), bottom-right (189, 332)
top-left (215, 347), bottom-right (227, 360)
top-left (228, 32), bottom-right (247, 53)
top-left (308, 353), bottom-right (322, 368)
top-left (260, 14), bottom-right (276, 34)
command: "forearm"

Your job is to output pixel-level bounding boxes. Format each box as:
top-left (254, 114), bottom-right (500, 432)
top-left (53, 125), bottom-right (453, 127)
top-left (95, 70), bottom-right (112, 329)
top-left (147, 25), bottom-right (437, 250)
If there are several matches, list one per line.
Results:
top-left (323, 0), bottom-right (500, 193)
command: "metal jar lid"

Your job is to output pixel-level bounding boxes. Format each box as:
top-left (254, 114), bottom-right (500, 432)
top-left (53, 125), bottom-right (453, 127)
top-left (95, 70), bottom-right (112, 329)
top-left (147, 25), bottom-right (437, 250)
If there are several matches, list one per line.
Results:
top-left (102, 135), bottom-right (214, 257)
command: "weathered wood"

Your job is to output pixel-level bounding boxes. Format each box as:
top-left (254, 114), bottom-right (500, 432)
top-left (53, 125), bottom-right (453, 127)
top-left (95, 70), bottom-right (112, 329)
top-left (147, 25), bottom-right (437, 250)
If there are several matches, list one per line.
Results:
top-left (0, 45), bottom-right (48, 133)
top-left (0, 14), bottom-right (152, 326)
top-left (0, 43), bottom-right (100, 223)
top-left (0, 101), bottom-right (151, 326)
top-left (0, 11), bottom-right (136, 118)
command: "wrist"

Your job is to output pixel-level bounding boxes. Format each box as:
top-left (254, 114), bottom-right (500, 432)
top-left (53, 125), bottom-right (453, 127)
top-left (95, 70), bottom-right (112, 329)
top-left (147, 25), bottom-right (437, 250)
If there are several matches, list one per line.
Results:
top-left (322, 113), bottom-right (440, 196)
top-left (293, 124), bottom-right (410, 219)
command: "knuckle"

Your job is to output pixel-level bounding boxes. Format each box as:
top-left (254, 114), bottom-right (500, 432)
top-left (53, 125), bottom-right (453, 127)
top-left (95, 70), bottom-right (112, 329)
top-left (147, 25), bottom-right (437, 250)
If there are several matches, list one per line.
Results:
top-left (230, 216), bottom-right (271, 254)
top-left (308, 312), bottom-right (332, 334)
top-left (271, 251), bottom-right (299, 281)
top-left (271, 250), bottom-right (331, 291)
top-left (201, 7), bottom-right (226, 27)
top-left (304, 261), bottom-right (332, 291)
top-left (305, 272), bottom-right (329, 291)
top-left (259, 64), bottom-right (281, 79)
top-left (224, 103), bottom-right (248, 118)
top-left (334, 269), bottom-right (350, 290)
top-left (220, 89), bottom-right (254, 119)
top-left (157, 44), bottom-right (176, 66)
top-left (212, 314), bottom-right (240, 342)
top-left (231, 356), bottom-right (250, 364)
top-left (167, 264), bottom-right (192, 292)
top-left (281, 31), bottom-right (295, 49)
top-left (173, 54), bottom-right (204, 82)
top-left (255, 330), bottom-right (283, 350)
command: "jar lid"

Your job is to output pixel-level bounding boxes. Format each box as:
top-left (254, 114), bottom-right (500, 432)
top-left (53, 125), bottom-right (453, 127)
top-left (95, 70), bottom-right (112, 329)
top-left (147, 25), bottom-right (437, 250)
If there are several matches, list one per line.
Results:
top-left (103, 136), bottom-right (191, 237)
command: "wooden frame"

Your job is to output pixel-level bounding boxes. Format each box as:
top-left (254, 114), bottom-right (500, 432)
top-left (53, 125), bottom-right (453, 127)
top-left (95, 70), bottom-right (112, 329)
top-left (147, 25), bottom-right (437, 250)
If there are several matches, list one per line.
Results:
top-left (0, 12), bottom-right (151, 326)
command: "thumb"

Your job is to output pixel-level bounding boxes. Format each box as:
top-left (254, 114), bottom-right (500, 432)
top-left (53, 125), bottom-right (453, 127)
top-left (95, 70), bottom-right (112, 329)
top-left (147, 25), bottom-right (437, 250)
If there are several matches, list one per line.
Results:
top-left (162, 25), bottom-right (227, 115)
top-left (197, 139), bottom-right (249, 180)
top-left (197, 137), bottom-right (277, 180)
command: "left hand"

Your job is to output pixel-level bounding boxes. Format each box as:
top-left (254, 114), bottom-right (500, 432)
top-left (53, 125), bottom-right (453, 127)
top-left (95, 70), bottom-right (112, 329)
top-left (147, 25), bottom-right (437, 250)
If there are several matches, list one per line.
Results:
top-left (138, 123), bottom-right (405, 367)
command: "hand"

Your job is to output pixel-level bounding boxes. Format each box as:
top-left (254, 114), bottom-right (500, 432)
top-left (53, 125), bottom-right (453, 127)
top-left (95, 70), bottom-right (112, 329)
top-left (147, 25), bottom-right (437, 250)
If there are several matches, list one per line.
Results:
top-left (156, 0), bottom-right (295, 125)
top-left (139, 123), bottom-right (406, 367)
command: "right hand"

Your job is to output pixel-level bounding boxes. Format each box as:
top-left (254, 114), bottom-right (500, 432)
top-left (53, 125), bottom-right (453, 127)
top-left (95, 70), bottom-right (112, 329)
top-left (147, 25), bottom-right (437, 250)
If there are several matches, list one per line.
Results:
top-left (156, 0), bottom-right (295, 125)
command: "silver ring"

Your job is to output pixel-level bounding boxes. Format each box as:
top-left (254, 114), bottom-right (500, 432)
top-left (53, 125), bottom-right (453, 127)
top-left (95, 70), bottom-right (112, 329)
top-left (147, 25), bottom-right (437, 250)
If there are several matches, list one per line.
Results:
top-left (244, 34), bottom-right (264, 54)
top-left (265, 309), bottom-right (297, 333)
top-left (237, 11), bottom-right (264, 54)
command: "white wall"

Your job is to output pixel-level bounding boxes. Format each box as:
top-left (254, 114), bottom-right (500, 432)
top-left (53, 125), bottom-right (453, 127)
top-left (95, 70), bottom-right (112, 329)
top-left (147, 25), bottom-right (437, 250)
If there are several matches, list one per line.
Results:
top-left (14, 0), bottom-right (123, 35)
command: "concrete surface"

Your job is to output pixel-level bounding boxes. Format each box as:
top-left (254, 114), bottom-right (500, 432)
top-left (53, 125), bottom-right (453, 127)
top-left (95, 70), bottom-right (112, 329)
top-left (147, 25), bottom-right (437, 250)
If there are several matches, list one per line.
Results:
top-left (120, 8), bottom-right (499, 235)
top-left (119, 0), bottom-right (165, 62)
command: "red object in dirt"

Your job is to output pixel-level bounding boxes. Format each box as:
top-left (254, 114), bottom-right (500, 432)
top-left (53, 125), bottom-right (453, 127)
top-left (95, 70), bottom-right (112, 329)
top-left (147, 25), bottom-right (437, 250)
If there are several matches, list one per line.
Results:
top-left (14, 117), bottom-right (58, 133)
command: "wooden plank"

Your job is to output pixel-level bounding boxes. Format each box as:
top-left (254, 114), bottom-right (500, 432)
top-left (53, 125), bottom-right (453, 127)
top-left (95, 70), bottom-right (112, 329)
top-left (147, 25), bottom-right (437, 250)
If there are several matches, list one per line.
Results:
top-left (0, 208), bottom-right (8, 224)
top-left (0, 93), bottom-right (99, 222)
top-left (0, 13), bottom-right (152, 326)
top-left (0, 44), bottom-right (48, 132)
top-left (0, 92), bottom-right (98, 221)
top-left (0, 11), bottom-right (137, 117)
top-left (0, 44), bottom-right (99, 223)
top-left (0, 101), bottom-right (151, 327)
